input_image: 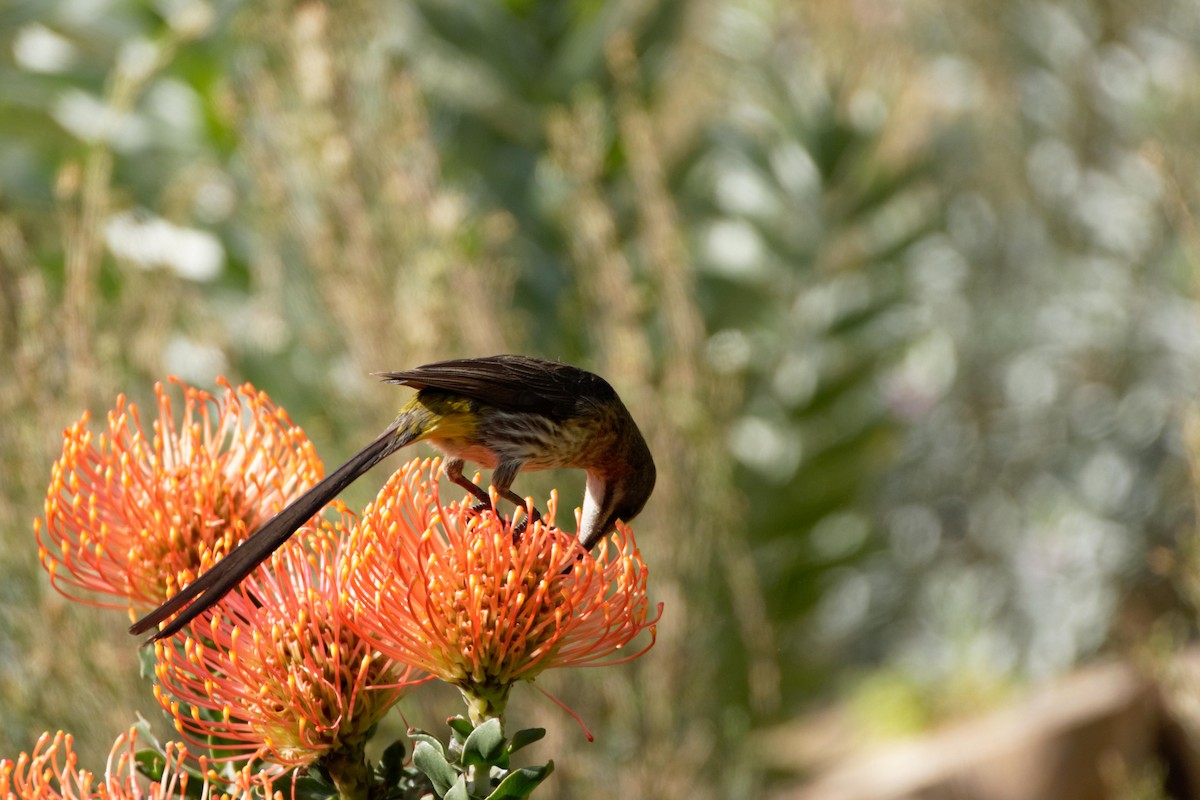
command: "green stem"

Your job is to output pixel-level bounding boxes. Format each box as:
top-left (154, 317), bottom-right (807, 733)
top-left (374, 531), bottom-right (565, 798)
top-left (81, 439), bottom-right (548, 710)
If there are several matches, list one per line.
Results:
top-left (459, 682), bottom-right (513, 726)
top-left (321, 736), bottom-right (371, 800)
top-left (466, 762), bottom-right (482, 797)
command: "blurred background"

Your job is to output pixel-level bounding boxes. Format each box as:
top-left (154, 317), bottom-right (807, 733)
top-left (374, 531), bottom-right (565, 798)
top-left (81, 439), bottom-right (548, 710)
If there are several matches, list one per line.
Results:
top-left (3, 0), bottom-right (1200, 797)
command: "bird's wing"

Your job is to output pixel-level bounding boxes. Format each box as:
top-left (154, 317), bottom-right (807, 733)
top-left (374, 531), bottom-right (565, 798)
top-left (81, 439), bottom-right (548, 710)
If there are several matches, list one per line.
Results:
top-left (376, 355), bottom-right (615, 419)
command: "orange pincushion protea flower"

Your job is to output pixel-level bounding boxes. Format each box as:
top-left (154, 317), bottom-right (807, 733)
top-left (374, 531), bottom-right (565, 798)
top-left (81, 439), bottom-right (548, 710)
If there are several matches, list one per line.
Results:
top-left (153, 509), bottom-right (417, 774)
top-left (0, 726), bottom-right (274, 800)
top-left (36, 378), bottom-right (322, 612)
top-left (344, 458), bottom-right (659, 723)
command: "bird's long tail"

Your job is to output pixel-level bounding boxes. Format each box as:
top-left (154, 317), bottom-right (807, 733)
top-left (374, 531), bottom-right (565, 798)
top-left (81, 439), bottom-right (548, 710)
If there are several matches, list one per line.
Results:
top-left (129, 414), bottom-right (425, 642)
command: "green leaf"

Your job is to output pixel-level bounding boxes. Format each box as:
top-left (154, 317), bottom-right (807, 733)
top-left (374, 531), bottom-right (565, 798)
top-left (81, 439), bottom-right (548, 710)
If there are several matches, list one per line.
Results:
top-left (447, 715), bottom-right (474, 741)
top-left (137, 645), bottom-right (158, 681)
top-left (486, 762), bottom-right (555, 799)
top-left (408, 728), bottom-right (446, 757)
top-left (462, 718), bottom-right (506, 768)
top-left (135, 743), bottom-right (210, 800)
top-left (506, 728), bottom-right (545, 755)
top-left (379, 739), bottom-right (407, 786)
top-left (289, 764), bottom-right (336, 800)
top-left (291, 774), bottom-right (339, 800)
top-left (134, 749), bottom-right (166, 782)
top-left (445, 775), bottom-right (471, 800)
top-left (413, 741), bottom-right (458, 798)
top-left (447, 737), bottom-right (464, 765)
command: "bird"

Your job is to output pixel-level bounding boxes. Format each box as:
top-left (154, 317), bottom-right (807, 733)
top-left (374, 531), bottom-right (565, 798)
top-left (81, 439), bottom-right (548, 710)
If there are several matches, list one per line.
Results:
top-left (129, 354), bottom-right (656, 641)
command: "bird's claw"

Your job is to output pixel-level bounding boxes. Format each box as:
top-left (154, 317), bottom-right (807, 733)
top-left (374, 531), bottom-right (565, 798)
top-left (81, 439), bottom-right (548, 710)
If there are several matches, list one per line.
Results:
top-left (465, 501), bottom-right (492, 518)
top-left (463, 498), bottom-right (541, 544)
top-left (464, 502), bottom-right (529, 537)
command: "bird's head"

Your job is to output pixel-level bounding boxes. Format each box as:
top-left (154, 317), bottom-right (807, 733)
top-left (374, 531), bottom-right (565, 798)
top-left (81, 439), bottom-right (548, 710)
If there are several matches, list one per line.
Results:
top-left (579, 432), bottom-right (656, 550)
top-left (612, 446), bottom-right (655, 524)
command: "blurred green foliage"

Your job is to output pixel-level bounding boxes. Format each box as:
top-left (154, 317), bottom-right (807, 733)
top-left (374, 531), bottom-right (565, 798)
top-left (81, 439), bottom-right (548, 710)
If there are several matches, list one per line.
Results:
top-left (3, 0), bottom-right (1200, 797)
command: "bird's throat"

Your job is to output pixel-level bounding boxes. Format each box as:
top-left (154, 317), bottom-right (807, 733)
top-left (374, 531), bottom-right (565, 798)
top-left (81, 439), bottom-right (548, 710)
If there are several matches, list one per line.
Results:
top-left (578, 471), bottom-right (611, 550)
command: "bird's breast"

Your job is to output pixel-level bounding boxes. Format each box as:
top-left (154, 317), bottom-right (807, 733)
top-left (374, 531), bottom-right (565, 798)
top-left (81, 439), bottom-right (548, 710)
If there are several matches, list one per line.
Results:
top-left (429, 439), bottom-right (502, 469)
top-left (457, 407), bottom-right (612, 472)
top-left (496, 409), bottom-right (613, 471)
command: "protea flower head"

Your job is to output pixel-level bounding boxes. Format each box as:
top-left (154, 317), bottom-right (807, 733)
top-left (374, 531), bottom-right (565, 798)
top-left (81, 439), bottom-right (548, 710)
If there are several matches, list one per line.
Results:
top-left (153, 507), bottom-right (418, 785)
top-left (344, 458), bottom-right (660, 726)
top-left (36, 378), bottom-right (322, 613)
top-left (0, 726), bottom-right (274, 800)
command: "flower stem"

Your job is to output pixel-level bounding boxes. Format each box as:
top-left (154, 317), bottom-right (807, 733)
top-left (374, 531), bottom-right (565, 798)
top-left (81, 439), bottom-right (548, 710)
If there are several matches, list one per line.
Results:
top-left (322, 735), bottom-right (372, 800)
top-left (466, 763), bottom-right (483, 797)
top-left (459, 682), bottom-right (513, 726)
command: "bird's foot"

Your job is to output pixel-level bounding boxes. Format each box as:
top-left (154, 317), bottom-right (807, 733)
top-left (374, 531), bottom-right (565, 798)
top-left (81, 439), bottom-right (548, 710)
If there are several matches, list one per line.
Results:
top-left (463, 499), bottom-right (541, 544)
top-left (466, 501), bottom-right (492, 517)
top-left (464, 502), bottom-right (526, 538)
